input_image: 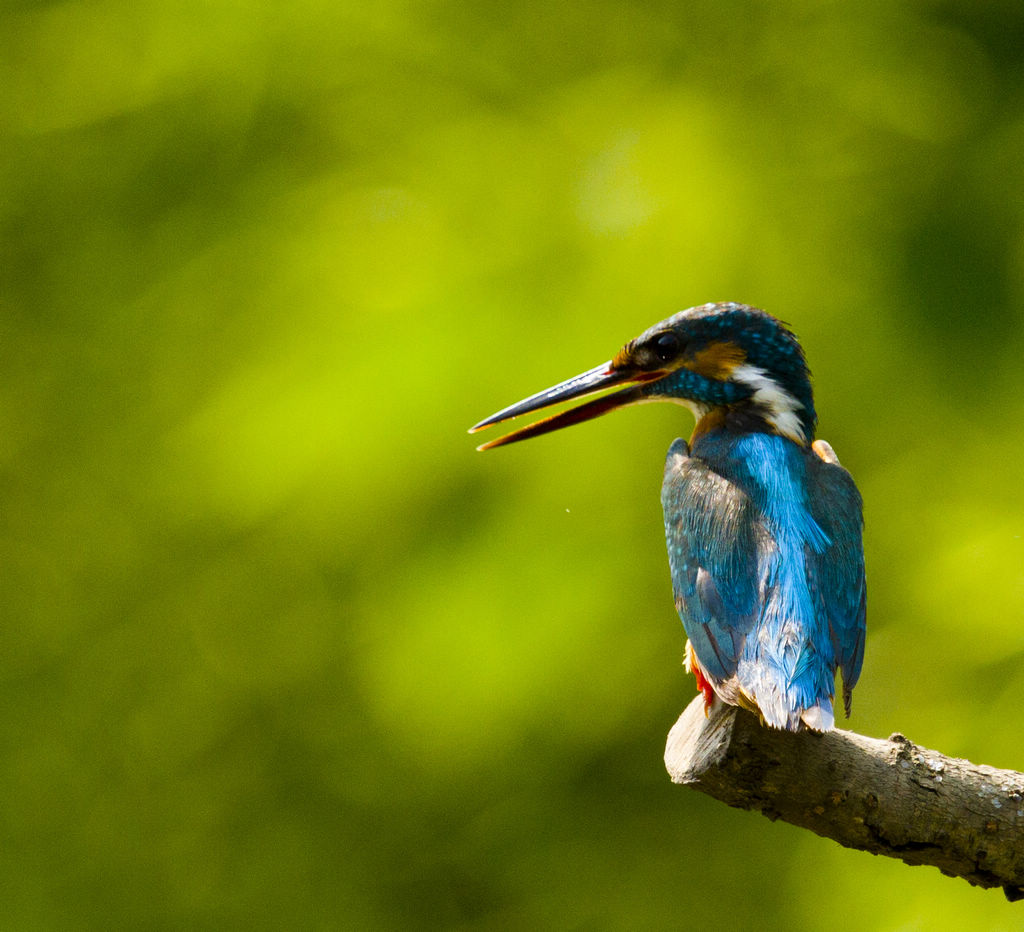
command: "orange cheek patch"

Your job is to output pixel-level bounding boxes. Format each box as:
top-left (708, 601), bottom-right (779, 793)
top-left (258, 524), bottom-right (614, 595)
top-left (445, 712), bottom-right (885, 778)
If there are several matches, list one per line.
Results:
top-left (685, 341), bottom-right (747, 379)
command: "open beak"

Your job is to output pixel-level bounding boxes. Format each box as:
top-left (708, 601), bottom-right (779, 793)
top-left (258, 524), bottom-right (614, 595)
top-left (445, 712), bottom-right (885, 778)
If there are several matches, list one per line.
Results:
top-left (469, 361), bottom-right (654, 450)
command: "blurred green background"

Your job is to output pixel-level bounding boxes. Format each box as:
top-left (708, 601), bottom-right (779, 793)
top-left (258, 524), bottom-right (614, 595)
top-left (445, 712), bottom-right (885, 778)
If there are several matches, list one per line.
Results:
top-left (3, 0), bottom-right (1024, 928)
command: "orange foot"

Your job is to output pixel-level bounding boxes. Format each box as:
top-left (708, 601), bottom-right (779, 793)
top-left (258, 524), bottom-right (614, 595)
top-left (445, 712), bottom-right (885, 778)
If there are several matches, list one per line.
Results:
top-left (684, 640), bottom-right (717, 714)
top-left (692, 664), bottom-right (716, 714)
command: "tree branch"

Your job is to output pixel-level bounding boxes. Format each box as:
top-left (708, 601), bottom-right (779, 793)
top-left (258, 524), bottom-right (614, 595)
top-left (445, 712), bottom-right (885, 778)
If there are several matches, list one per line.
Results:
top-left (664, 696), bottom-right (1024, 901)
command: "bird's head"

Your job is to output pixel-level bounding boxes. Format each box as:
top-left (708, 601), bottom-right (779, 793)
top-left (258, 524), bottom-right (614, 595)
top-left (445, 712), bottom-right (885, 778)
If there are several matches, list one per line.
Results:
top-left (470, 303), bottom-right (816, 449)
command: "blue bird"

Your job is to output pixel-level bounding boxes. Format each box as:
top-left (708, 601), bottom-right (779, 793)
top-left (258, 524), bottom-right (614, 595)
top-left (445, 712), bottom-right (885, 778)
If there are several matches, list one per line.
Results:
top-left (470, 302), bottom-right (865, 732)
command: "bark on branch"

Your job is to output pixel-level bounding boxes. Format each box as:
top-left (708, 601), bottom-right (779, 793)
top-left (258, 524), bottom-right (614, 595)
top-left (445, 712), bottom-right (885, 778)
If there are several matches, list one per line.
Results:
top-left (664, 696), bottom-right (1024, 901)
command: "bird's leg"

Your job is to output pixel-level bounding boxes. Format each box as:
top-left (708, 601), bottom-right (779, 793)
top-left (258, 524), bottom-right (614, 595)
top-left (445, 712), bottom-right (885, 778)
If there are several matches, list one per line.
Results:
top-left (694, 668), bottom-right (717, 714)
top-left (684, 640), bottom-right (717, 714)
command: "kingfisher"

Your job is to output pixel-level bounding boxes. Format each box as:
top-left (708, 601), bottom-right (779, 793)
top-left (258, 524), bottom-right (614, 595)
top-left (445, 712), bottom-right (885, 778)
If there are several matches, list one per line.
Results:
top-left (470, 302), bottom-right (865, 732)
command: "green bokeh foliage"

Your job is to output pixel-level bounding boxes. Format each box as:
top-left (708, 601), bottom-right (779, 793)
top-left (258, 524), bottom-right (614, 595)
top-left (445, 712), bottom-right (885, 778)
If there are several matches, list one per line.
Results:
top-left (3, 0), bottom-right (1024, 928)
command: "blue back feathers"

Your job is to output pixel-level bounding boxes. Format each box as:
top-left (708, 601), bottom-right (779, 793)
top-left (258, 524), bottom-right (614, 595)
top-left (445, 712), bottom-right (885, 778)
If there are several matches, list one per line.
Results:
top-left (662, 428), bottom-right (865, 730)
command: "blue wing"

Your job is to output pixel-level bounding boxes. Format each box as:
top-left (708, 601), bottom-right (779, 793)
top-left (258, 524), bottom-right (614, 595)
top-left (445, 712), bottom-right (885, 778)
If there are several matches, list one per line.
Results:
top-left (660, 438), bottom-right (759, 682)
top-left (662, 435), bottom-right (866, 725)
top-left (806, 440), bottom-right (866, 716)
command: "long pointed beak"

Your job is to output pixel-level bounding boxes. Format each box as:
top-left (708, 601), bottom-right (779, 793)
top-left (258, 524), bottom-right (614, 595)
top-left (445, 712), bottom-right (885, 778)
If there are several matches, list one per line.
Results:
top-left (469, 361), bottom-right (651, 450)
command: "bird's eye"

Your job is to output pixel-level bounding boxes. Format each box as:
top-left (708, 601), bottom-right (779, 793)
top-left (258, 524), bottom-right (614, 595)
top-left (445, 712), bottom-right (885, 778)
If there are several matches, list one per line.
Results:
top-left (651, 331), bottom-right (680, 362)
